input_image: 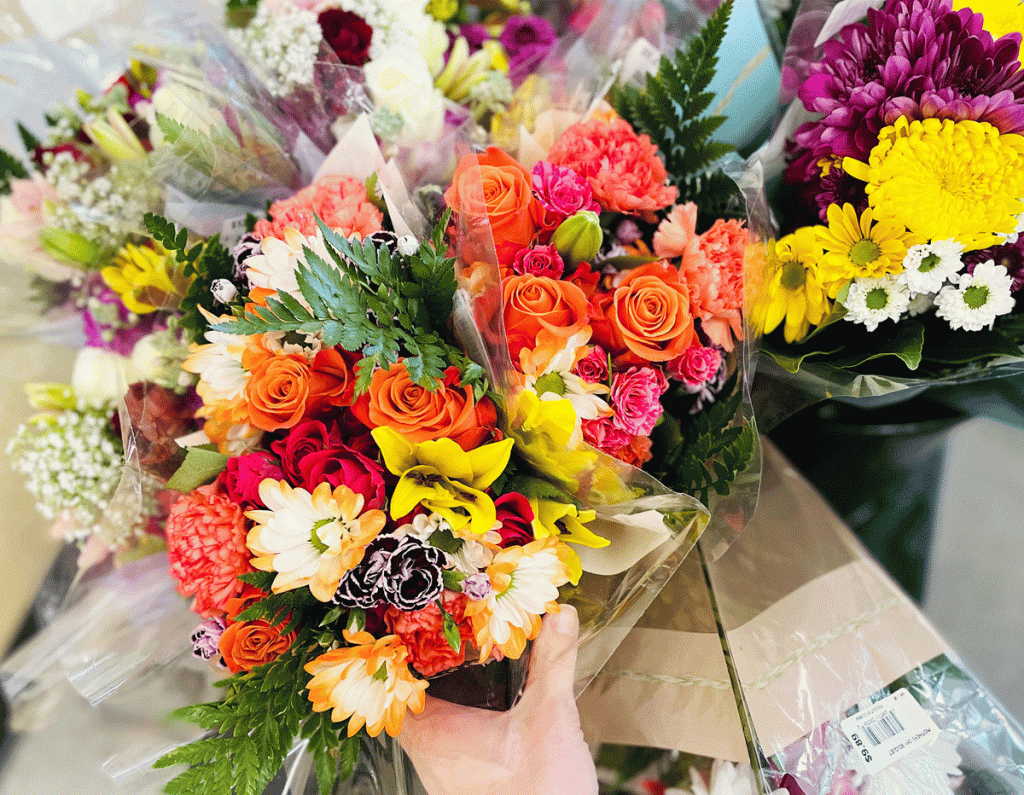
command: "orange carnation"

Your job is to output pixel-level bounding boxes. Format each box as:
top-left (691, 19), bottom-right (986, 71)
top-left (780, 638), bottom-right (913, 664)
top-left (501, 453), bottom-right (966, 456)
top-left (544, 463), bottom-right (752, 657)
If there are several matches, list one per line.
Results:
top-left (591, 261), bottom-right (694, 364)
top-left (444, 147), bottom-right (541, 265)
top-left (503, 273), bottom-right (590, 361)
top-left (351, 361), bottom-right (498, 451)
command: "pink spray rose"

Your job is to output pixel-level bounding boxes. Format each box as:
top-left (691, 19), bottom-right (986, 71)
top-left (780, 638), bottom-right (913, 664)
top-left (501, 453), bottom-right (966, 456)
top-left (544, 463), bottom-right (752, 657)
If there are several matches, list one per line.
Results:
top-left (574, 345), bottom-right (610, 385)
top-left (666, 346), bottom-right (723, 388)
top-left (511, 244), bottom-right (565, 279)
top-left (531, 161), bottom-right (600, 224)
top-left (219, 452), bottom-right (285, 507)
top-left (610, 366), bottom-right (669, 436)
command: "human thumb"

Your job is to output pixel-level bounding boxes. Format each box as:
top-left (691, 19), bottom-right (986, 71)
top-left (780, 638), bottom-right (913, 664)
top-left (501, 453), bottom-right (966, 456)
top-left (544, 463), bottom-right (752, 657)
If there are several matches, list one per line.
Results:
top-left (523, 604), bottom-right (580, 698)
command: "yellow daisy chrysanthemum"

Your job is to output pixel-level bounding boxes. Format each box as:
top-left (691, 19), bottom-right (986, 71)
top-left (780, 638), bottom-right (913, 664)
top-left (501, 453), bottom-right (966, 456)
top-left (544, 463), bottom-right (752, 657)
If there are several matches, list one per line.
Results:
top-left (101, 243), bottom-right (193, 314)
top-left (844, 117), bottom-right (1024, 250)
top-left (747, 227), bottom-right (832, 344)
top-left (816, 203), bottom-right (919, 290)
top-left (952, 0), bottom-right (1024, 39)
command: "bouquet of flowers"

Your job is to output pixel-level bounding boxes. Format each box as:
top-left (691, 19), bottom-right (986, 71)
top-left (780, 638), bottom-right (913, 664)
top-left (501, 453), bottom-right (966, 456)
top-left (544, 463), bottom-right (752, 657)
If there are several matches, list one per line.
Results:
top-left (749, 0), bottom-right (1024, 403)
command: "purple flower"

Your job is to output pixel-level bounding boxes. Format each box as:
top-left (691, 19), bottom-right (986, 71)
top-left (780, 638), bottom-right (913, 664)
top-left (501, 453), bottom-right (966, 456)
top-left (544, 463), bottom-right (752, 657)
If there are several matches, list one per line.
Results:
top-left (191, 617), bottom-right (226, 666)
top-left (964, 237), bottom-right (1024, 291)
top-left (231, 232), bottom-right (261, 282)
top-left (379, 536), bottom-right (446, 611)
top-left (500, 16), bottom-right (557, 85)
top-left (814, 162), bottom-right (869, 222)
top-left (461, 573), bottom-right (492, 600)
top-left (82, 275), bottom-right (162, 355)
top-left (459, 24), bottom-right (491, 52)
top-left (792, 0), bottom-right (1024, 173)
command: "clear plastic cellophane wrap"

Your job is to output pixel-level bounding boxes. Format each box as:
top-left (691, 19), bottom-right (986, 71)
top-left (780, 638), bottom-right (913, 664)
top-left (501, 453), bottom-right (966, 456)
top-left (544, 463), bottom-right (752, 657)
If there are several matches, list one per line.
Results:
top-left (582, 437), bottom-right (1024, 795)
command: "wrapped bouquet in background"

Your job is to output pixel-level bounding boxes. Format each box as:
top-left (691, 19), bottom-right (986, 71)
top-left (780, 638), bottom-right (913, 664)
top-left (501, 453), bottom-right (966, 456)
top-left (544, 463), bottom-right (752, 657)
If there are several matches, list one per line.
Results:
top-left (749, 0), bottom-right (1024, 407)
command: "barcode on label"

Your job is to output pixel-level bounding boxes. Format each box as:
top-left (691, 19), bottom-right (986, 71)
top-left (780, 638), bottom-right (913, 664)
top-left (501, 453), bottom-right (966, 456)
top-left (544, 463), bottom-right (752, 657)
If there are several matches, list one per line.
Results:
top-left (861, 710), bottom-right (905, 746)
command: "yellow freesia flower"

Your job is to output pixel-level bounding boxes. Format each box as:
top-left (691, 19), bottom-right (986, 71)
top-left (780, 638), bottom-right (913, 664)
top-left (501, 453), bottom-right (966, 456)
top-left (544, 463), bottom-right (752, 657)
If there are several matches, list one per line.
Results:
top-left (102, 243), bottom-right (194, 314)
top-left (372, 427), bottom-right (514, 537)
top-left (529, 497), bottom-right (606, 549)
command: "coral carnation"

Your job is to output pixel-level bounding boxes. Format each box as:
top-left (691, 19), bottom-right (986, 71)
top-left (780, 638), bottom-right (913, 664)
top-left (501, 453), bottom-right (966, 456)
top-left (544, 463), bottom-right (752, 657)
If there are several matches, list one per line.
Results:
top-left (548, 118), bottom-right (676, 221)
top-left (166, 483), bottom-right (253, 615)
top-left (255, 175), bottom-right (383, 241)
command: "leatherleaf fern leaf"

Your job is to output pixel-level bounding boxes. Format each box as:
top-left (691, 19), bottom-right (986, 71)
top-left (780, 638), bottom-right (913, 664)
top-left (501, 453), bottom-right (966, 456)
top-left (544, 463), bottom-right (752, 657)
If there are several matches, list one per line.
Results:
top-left (213, 209), bottom-right (471, 393)
top-left (610, 0), bottom-right (739, 209)
top-left (155, 625), bottom-right (356, 795)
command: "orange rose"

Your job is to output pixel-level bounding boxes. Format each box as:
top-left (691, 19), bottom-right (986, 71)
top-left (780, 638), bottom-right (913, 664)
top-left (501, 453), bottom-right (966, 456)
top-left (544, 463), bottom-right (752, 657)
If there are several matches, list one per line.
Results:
top-left (244, 352), bottom-right (312, 431)
top-left (351, 362), bottom-right (498, 451)
top-left (218, 584), bottom-right (297, 674)
top-left (307, 346), bottom-right (357, 412)
top-left (592, 261), bottom-right (694, 364)
top-left (444, 148), bottom-right (541, 265)
top-left (503, 273), bottom-right (590, 361)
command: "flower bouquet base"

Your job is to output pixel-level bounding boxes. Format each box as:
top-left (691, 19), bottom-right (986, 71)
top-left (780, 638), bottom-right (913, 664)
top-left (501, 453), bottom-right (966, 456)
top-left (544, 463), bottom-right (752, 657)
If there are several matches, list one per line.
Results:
top-left (424, 652), bottom-right (531, 712)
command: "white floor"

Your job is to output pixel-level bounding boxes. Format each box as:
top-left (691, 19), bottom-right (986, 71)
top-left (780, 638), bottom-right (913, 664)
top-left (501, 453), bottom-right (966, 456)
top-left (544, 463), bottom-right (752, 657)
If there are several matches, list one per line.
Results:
top-left (925, 417), bottom-right (1024, 725)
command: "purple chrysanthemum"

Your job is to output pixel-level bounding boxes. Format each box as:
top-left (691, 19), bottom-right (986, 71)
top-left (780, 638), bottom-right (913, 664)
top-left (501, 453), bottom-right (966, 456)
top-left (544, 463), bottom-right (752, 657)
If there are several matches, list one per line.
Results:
top-left (964, 237), bottom-right (1024, 291)
top-left (792, 0), bottom-right (1024, 175)
top-left (814, 162), bottom-right (870, 222)
top-left (500, 16), bottom-right (557, 86)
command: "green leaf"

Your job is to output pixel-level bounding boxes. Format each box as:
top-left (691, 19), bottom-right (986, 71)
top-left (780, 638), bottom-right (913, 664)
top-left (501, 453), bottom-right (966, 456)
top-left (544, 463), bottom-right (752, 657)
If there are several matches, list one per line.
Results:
top-left (165, 446), bottom-right (230, 492)
top-left (0, 148), bottom-right (29, 195)
top-left (17, 122), bottom-right (40, 153)
top-left (441, 607), bottom-right (462, 652)
top-left (502, 474), bottom-right (576, 506)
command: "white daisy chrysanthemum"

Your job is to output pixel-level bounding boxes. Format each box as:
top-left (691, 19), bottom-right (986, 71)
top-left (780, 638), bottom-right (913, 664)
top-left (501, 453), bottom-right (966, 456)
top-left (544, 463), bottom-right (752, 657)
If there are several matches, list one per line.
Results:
top-left (935, 260), bottom-right (1016, 331)
top-left (900, 239), bottom-right (965, 294)
top-left (666, 760), bottom-right (788, 795)
top-left (842, 274), bottom-right (911, 332)
top-left (1003, 212), bottom-right (1024, 245)
top-left (245, 227), bottom-right (332, 306)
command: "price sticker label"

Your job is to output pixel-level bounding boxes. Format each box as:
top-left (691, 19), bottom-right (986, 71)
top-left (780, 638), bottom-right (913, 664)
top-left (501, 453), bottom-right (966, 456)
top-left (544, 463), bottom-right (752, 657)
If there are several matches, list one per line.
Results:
top-left (840, 689), bottom-right (939, 775)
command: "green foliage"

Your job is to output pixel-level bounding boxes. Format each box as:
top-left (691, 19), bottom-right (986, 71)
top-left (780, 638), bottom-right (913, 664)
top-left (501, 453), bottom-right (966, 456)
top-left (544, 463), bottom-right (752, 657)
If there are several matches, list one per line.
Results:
top-left (610, 0), bottom-right (739, 208)
top-left (165, 446), bottom-right (229, 492)
top-left (214, 210), bottom-right (465, 392)
top-left (156, 633), bottom-right (331, 795)
top-left (234, 582), bottom-right (321, 635)
top-left (651, 374), bottom-right (754, 505)
top-left (17, 123), bottom-right (40, 154)
top-left (143, 213), bottom-right (240, 343)
top-left (0, 148), bottom-right (29, 195)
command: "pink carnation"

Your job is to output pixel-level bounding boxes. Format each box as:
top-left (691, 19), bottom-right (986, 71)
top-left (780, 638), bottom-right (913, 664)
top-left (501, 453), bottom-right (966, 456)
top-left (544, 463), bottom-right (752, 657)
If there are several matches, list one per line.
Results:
top-left (610, 366), bottom-right (668, 436)
top-left (166, 484), bottom-right (253, 616)
top-left (512, 244), bottom-right (565, 278)
top-left (531, 161), bottom-right (600, 223)
top-left (683, 218), bottom-right (746, 350)
top-left (653, 203), bottom-right (705, 271)
top-left (255, 174), bottom-right (383, 241)
top-left (666, 345), bottom-right (722, 387)
top-left (582, 415), bottom-right (632, 452)
top-left (547, 118), bottom-right (676, 221)
top-left (574, 345), bottom-right (609, 384)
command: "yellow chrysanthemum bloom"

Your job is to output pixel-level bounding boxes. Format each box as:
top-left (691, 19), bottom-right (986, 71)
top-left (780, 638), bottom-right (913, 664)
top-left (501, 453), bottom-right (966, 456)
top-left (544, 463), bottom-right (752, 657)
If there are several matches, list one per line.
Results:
top-left (816, 203), bottom-right (919, 289)
top-left (952, 0), bottom-right (1024, 38)
top-left (101, 243), bottom-right (193, 314)
top-left (844, 117), bottom-right (1024, 250)
top-left (748, 227), bottom-right (832, 344)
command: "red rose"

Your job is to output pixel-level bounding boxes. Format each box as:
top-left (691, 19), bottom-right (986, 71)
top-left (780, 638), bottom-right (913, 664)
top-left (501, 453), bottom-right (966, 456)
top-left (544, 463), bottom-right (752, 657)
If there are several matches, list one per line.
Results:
top-left (385, 591), bottom-right (474, 677)
top-left (297, 444), bottom-right (387, 511)
top-left (318, 9), bottom-right (373, 66)
top-left (494, 492), bottom-right (535, 547)
top-left (271, 419), bottom-right (343, 484)
top-left (219, 451), bottom-right (284, 507)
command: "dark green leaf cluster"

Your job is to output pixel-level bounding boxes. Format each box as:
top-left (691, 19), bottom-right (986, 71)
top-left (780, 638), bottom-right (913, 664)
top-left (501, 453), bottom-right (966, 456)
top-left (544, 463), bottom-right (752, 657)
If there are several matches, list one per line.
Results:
top-left (156, 630), bottom-right (344, 795)
top-left (651, 374), bottom-right (754, 505)
top-left (143, 213), bottom-right (240, 343)
top-left (610, 0), bottom-right (736, 206)
top-left (0, 148), bottom-right (28, 195)
top-left (17, 123), bottom-right (40, 154)
top-left (214, 210), bottom-right (467, 392)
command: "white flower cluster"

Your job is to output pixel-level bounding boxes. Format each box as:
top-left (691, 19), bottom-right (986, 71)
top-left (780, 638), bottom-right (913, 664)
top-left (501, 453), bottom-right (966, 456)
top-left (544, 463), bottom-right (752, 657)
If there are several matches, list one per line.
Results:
top-left (231, 3), bottom-right (324, 97)
top-left (43, 151), bottom-right (158, 252)
top-left (7, 401), bottom-right (152, 546)
top-left (842, 238), bottom-right (1017, 332)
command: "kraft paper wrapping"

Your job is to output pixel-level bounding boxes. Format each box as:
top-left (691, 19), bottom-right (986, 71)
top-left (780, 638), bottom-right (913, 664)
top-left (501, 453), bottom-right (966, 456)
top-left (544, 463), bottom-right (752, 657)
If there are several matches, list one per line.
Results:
top-left (579, 440), bottom-right (950, 762)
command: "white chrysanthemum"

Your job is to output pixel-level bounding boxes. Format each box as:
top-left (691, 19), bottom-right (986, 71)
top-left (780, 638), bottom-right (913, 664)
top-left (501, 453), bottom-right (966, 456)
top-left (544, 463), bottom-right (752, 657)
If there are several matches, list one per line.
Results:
top-left (1003, 212), bottom-right (1024, 245)
top-left (842, 274), bottom-right (911, 332)
top-left (901, 239), bottom-right (965, 294)
top-left (182, 327), bottom-right (249, 404)
top-left (666, 760), bottom-right (788, 795)
top-left (935, 260), bottom-right (1015, 331)
top-left (245, 227), bottom-right (331, 305)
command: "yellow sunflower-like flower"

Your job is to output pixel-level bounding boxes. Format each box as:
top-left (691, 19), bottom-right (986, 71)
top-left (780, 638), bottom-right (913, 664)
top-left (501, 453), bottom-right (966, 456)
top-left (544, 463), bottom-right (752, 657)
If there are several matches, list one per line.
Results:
top-left (844, 117), bottom-right (1024, 250)
top-left (816, 203), bottom-right (919, 288)
top-left (463, 536), bottom-right (575, 660)
top-left (305, 630), bottom-right (427, 737)
top-left (747, 227), bottom-right (832, 343)
top-left (101, 243), bottom-right (194, 314)
top-left (246, 480), bottom-right (386, 601)
top-left (373, 426), bottom-right (514, 537)
top-left (952, 0), bottom-right (1024, 39)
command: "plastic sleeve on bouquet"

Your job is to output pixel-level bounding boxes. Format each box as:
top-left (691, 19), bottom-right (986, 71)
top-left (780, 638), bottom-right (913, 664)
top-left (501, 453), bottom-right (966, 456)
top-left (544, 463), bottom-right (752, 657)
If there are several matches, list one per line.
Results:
top-left (702, 440), bottom-right (1024, 795)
